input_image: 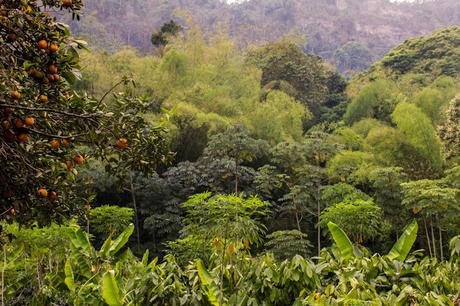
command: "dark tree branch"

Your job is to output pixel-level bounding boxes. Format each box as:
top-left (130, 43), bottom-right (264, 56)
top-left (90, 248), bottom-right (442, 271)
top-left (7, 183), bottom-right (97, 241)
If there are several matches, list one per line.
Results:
top-left (0, 103), bottom-right (104, 119)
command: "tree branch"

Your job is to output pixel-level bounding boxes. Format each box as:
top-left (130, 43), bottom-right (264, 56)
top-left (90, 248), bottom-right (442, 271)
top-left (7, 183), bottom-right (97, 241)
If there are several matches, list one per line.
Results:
top-left (95, 79), bottom-right (126, 109)
top-left (0, 104), bottom-right (104, 119)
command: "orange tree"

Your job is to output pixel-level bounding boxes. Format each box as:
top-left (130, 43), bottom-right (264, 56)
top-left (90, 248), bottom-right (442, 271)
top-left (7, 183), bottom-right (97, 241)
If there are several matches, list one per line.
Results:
top-left (0, 0), bottom-right (171, 224)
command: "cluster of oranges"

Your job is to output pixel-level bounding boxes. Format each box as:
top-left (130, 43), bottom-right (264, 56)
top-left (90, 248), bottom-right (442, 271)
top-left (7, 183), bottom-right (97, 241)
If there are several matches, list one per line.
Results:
top-left (37, 187), bottom-right (57, 201)
top-left (1, 92), bottom-right (35, 143)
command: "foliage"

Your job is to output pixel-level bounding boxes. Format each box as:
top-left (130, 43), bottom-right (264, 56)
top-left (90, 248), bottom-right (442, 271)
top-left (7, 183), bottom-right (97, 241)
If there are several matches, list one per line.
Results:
top-left (247, 40), bottom-right (330, 124)
top-left (344, 80), bottom-right (401, 125)
top-left (392, 102), bottom-right (444, 173)
top-left (151, 20), bottom-right (182, 49)
top-left (439, 94), bottom-right (460, 159)
top-left (382, 27), bottom-right (460, 77)
top-left (173, 193), bottom-right (269, 250)
top-left (264, 230), bottom-right (312, 260)
top-left (2, 221), bottom-right (460, 305)
top-left (320, 198), bottom-right (390, 244)
top-left (89, 205), bottom-right (134, 238)
top-left (0, 0), bottom-right (171, 224)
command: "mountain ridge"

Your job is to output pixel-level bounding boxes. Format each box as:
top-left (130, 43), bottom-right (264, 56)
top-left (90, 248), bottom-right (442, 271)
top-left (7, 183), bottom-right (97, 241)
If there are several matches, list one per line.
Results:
top-left (65, 0), bottom-right (460, 72)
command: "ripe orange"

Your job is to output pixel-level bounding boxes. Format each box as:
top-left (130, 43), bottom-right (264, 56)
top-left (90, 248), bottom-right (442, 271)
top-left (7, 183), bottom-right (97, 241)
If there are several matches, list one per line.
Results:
top-left (74, 155), bottom-right (84, 165)
top-left (65, 160), bottom-right (73, 170)
top-left (24, 116), bottom-right (35, 126)
top-left (39, 95), bottom-right (48, 103)
top-left (61, 138), bottom-right (70, 147)
top-left (48, 43), bottom-right (59, 53)
top-left (17, 133), bottom-right (28, 143)
top-left (13, 118), bottom-right (24, 128)
top-left (48, 64), bottom-right (58, 74)
top-left (37, 188), bottom-right (48, 198)
top-left (38, 40), bottom-right (48, 49)
top-left (63, 0), bottom-right (73, 8)
top-left (1, 120), bottom-right (10, 130)
top-left (50, 139), bottom-right (60, 150)
top-left (49, 191), bottom-right (57, 201)
top-left (53, 74), bottom-right (61, 82)
top-left (3, 107), bottom-right (13, 117)
top-left (116, 138), bottom-right (128, 149)
top-left (10, 91), bottom-right (21, 99)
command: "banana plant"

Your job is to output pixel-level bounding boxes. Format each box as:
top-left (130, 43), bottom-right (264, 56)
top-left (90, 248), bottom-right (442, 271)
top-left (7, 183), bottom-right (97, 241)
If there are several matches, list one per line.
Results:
top-left (387, 220), bottom-right (418, 261)
top-left (63, 224), bottom-right (135, 305)
top-left (328, 221), bottom-right (418, 261)
top-left (196, 259), bottom-right (222, 306)
top-left (327, 222), bottom-right (354, 259)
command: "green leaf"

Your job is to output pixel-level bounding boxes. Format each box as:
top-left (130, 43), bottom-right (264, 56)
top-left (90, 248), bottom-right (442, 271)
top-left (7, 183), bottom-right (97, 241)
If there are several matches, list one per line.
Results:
top-left (102, 270), bottom-right (122, 306)
top-left (107, 223), bottom-right (134, 257)
top-left (64, 259), bottom-right (76, 292)
top-left (69, 227), bottom-right (92, 254)
top-left (196, 259), bottom-right (222, 306)
top-left (387, 220), bottom-right (418, 261)
top-left (327, 221), bottom-right (354, 259)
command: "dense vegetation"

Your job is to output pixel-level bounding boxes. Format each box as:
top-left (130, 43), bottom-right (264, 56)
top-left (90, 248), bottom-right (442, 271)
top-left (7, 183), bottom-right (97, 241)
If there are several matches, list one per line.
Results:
top-left (1, 0), bottom-right (460, 305)
top-left (63, 0), bottom-right (460, 74)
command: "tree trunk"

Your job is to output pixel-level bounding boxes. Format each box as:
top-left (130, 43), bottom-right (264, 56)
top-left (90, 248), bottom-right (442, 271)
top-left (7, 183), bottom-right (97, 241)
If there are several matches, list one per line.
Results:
top-left (295, 212), bottom-right (303, 237)
top-left (130, 173), bottom-right (141, 252)
top-left (438, 216), bottom-right (443, 259)
top-left (430, 216), bottom-right (437, 258)
top-left (317, 194), bottom-right (321, 257)
top-left (219, 238), bottom-right (227, 306)
top-left (423, 217), bottom-right (432, 257)
top-left (234, 155), bottom-right (239, 194)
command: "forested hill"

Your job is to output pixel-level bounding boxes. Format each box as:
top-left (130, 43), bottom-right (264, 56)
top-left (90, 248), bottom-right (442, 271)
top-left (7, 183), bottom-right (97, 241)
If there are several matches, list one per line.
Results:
top-left (65, 0), bottom-right (460, 73)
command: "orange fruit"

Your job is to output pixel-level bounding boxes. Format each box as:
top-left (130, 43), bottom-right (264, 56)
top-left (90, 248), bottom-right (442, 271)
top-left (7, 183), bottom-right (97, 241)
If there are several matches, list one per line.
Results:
top-left (53, 74), bottom-right (60, 82)
top-left (38, 40), bottom-right (48, 49)
top-left (74, 155), bottom-right (84, 165)
top-left (65, 160), bottom-right (73, 170)
top-left (13, 118), bottom-right (24, 128)
top-left (3, 107), bottom-right (13, 117)
top-left (24, 116), bottom-right (35, 126)
top-left (63, 0), bottom-right (73, 8)
top-left (116, 138), bottom-right (128, 149)
top-left (1, 120), bottom-right (11, 130)
top-left (61, 138), bottom-right (70, 147)
top-left (50, 139), bottom-right (60, 150)
top-left (48, 64), bottom-right (58, 74)
top-left (39, 95), bottom-right (48, 103)
top-left (17, 133), bottom-right (28, 143)
top-left (49, 191), bottom-right (57, 201)
top-left (48, 43), bottom-right (59, 53)
top-left (37, 188), bottom-right (48, 198)
top-left (10, 91), bottom-right (21, 99)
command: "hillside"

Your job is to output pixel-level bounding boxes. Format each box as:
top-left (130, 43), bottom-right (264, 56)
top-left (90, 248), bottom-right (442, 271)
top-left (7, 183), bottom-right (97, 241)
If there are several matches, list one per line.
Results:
top-left (65, 0), bottom-right (460, 73)
top-left (348, 26), bottom-right (460, 95)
